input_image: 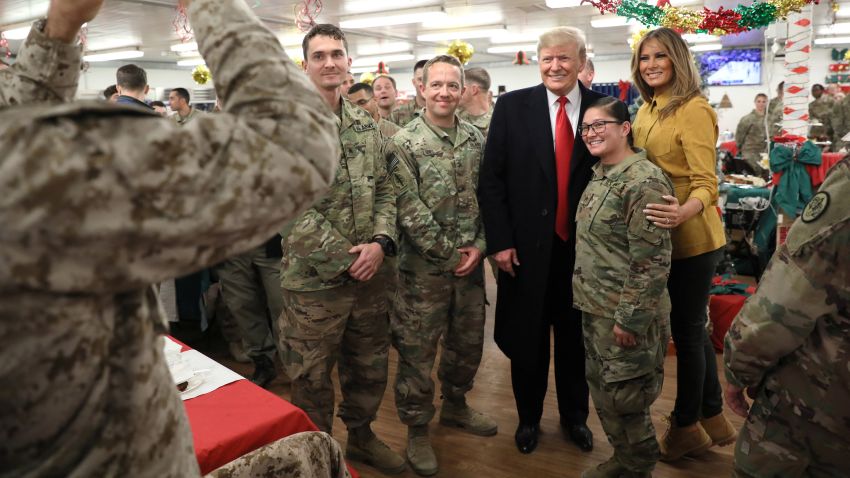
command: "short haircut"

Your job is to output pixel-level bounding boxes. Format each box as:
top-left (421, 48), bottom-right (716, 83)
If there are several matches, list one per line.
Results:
top-left (116, 64), bottom-right (148, 91)
top-left (414, 59), bottom-right (428, 73)
top-left (172, 87), bottom-right (190, 103)
top-left (755, 93), bottom-right (768, 101)
top-left (348, 82), bottom-right (373, 97)
top-left (812, 83), bottom-right (824, 91)
top-left (777, 81), bottom-right (784, 92)
top-left (373, 75), bottom-right (397, 89)
top-left (537, 26), bottom-right (587, 61)
top-left (422, 55), bottom-right (464, 88)
top-left (585, 96), bottom-right (633, 147)
top-left (464, 67), bottom-right (491, 90)
top-left (585, 58), bottom-right (595, 73)
top-left (103, 84), bottom-right (118, 99)
top-left (302, 24), bottom-right (349, 60)
top-left (150, 100), bottom-right (166, 107)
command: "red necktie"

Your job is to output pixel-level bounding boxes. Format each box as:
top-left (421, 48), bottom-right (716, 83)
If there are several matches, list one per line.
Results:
top-left (555, 96), bottom-right (573, 242)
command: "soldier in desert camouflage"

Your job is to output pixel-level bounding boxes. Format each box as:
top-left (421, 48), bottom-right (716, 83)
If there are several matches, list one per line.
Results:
top-left (0, 0), bottom-right (340, 476)
top-left (724, 157), bottom-right (850, 477)
top-left (572, 98), bottom-right (673, 478)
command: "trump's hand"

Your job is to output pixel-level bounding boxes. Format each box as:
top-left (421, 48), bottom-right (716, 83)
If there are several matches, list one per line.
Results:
top-left (492, 248), bottom-right (520, 277)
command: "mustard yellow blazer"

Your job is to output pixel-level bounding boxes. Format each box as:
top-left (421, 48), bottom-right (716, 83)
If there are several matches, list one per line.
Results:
top-left (633, 93), bottom-right (726, 260)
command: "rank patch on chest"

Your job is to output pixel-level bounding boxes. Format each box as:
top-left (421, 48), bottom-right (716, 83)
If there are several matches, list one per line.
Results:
top-left (801, 191), bottom-right (830, 223)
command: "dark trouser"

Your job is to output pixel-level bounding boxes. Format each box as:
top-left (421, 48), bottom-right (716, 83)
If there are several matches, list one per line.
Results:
top-left (510, 237), bottom-right (589, 426)
top-left (668, 247), bottom-right (724, 426)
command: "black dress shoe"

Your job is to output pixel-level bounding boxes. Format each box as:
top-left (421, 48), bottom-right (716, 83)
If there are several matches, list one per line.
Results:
top-left (514, 422), bottom-right (540, 454)
top-left (249, 355), bottom-right (278, 389)
top-left (565, 422), bottom-right (594, 452)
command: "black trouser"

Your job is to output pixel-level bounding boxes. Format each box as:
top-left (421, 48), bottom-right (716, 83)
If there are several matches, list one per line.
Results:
top-left (668, 247), bottom-right (724, 426)
top-left (510, 236), bottom-right (589, 427)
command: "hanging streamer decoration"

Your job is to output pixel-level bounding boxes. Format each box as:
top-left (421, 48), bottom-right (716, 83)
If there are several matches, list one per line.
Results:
top-left (192, 65), bottom-right (212, 85)
top-left (584, 0), bottom-right (818, 36)
top-left (294, 0), bottom-right (323, 32)
top-left (377, 61), bottom-right (389, 75)
top-left (446, 40), bottom-right (474, 65)
top-left (779, 6), bottom-right (813, 138)
top-left (514, 50), bottom-right (530, 65)
top-left (172, 4), bottom-right (194, 43)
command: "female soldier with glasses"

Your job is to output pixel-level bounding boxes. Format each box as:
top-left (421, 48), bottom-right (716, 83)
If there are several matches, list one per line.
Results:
top-left (572, 97), bottom-right (674, 478)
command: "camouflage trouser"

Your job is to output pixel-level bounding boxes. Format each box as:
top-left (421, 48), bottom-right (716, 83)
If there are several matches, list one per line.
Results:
top-left (207, 431), bottom-right (351, 478)
top-left (733, 387), bottom-right (850, 478)
top-left (582, 312), bottom-right (666, 473)
top-left (279, 277), bottom-right (390, 433)
top-left (392, 265), bottom-right (486, 426)
top-left (216, 245), bottom-right (283, 361)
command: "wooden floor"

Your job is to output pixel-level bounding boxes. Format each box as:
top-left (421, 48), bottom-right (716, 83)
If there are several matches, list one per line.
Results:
top-left (213, 267), bottom-right (745, 478)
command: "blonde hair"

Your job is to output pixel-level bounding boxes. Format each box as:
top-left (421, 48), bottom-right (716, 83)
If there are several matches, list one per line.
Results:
top-left (630, 28), bottom-right (702, 119)
top-left (537, 27), bottom-right (587, 62)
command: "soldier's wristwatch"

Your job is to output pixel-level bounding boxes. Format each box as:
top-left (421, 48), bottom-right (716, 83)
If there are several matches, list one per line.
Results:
top-left (371, 235), bottom-right (396, 257)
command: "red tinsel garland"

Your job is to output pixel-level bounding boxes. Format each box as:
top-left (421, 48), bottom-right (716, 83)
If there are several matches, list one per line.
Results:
top-left (295, 0), bottom-right (323, 32)
top-left (172, 4), bottom-right (194, 43)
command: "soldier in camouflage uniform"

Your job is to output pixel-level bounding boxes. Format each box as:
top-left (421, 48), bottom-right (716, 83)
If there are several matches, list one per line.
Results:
top-left (808, 83), bottom-right (834, 141)
top-left (347, 82), bottom-right (401, 142)
top-left (387, 55), bottom-right (497, 477)
top-left (831, 91), bottom-right (850, 151)
top-left (277, 24), bottom-right (406, 475)
top-left (767, 81), bottom-right (784, 137)
top-left (724, 157), bottom-right (850, 477)
top-left (390, 59), bottom-right (427, 127)
top-left (572, 98), bottom-right (673, 478)
top-left (0, 0), bottom-right (338, 476)
top-left (209, 432), bottom-right (351, 478)
top-left (458, 67), bottom-right (493, 140)
top-left (735, 93), bottom-right (768, 177)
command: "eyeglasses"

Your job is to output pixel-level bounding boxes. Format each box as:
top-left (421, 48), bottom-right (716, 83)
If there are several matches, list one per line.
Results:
top-left (579, 120), bottom-right (624, 136)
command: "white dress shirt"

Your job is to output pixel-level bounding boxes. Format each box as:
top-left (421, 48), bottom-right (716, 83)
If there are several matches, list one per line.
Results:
top-left (546, 84), bottom-right (581, 150)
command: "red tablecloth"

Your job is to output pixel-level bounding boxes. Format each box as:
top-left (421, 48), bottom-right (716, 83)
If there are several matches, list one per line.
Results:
top-left (708, 294), bottom-right (748, 352)
top-left (173, 339), bottom-right (358, 477)
top-left (772, 151), bottom-right (844, 189)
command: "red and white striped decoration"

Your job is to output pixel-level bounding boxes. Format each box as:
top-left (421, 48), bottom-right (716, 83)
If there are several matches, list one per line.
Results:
top-left (781, 5), bottom-right (813, 137)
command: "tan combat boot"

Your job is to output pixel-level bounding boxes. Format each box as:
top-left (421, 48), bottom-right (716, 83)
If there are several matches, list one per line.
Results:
top-left (345, 425), bottom-right (406, 475)
top-left (699, 413), bottom-right (738, 447)
top-left (406, 425), bottom-right (438, 476)
top-left (659, 415), bottom-right (712, 462)
top-left (438, 398), bottom-right (498, 436)
top-left (581, 458), bottom-right (653, 478)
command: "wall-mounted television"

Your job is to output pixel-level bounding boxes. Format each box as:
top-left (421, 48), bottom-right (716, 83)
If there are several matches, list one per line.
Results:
top-left (698, 48), bottom-right (762, 86)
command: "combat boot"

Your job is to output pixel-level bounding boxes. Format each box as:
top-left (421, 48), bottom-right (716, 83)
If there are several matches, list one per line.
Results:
top-left (249, 355), bottom-right (277, 389)
top-left (438, 398), bottom-right (498, 436)
top-left (406, 425), bottom-right (438, 476)
top-left (699, 413), bottom-right (738, 447)
top-left (659, 415), bottom-right (712, 462)
top-left (581, 458), bottom-right (652, 478)
top-left (345, 425), bottom-right (406, 474)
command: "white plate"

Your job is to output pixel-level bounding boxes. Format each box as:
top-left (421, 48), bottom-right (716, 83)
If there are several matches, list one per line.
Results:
top-left (180, 372), bottom-right (205, 396)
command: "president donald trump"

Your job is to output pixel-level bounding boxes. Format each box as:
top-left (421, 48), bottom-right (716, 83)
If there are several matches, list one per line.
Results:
top-left (478, 26), bottom-right (606, 455)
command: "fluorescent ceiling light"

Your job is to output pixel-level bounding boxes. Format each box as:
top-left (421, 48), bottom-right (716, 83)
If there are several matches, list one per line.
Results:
top-left (490, 30), bottom-right (545, 44)
top-left (421, 10), bottom-right (504, 29)
top-left (177, 57), bottom-right (206, 66)
top-left (587, 51), bottom-right (596, 58)
top-left (1, 26), bottom-right (31, 40)
top-left (818, 23), bottom-right (850, 35)
top-left (487, 44), bottom-right (537, 54)
top-left (284, 48), bottom-right (302, 59)
top-left (352, 53), bottom-right (414, 67)
top-left (277, 33), bottom-right (304, 46)
top-left (418, 26), bottom-right (507, 42)
top-left (690, 43), bottom-right (722, 52)
top-left (591, 15), bottom-right (634, 28)
top-left (84, 48), bottom-right (144, 62)
top-left (351, 66), bottom-right (377, 73)
top-left (814, 36), bottom-right (850, 45)
top-left (546, 0), bottom-right (585, 8)
top-left (344, 0), bottom-right (439, 14)
top-left (340, 6), bottom-right (445, 29)
top-left (682, 33), bottom-right (717, 44)
top-left (837, 3), bottom-right (850, 18)
top-left (357, 42), bottom-right (412, 56)
top-left (171, 42), bottom-right (198, 52)
top-left (417, 53), bottom-right (437, 61)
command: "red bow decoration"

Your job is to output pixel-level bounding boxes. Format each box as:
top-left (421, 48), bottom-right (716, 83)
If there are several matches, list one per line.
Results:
top-left (514, 51), bottom-right (530, 65)
top-left (618, 80), bottom-right (631, 101)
